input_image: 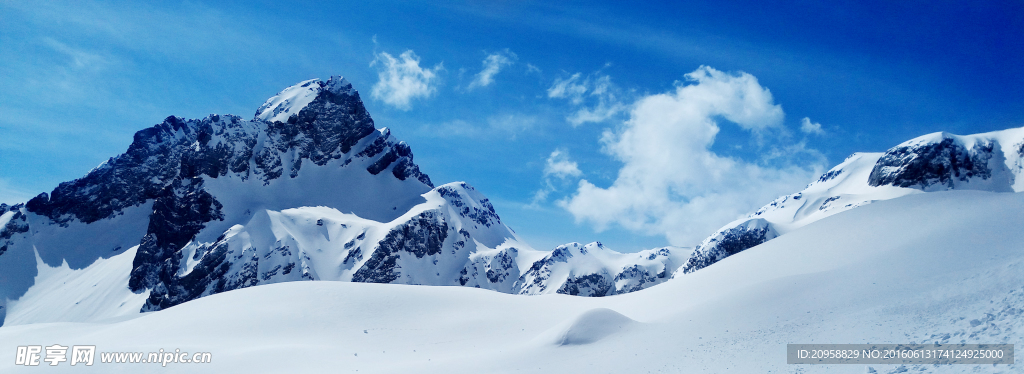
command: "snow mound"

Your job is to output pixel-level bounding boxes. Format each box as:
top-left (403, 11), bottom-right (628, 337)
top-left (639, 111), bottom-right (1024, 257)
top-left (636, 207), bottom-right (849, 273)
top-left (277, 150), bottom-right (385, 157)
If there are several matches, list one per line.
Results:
top-left (547, 308), bottom-right (636, 346)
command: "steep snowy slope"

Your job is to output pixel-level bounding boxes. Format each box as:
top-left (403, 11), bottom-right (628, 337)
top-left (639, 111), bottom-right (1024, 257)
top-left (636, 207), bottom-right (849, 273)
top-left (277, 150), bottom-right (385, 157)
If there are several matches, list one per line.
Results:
top-left (0, 77), bottom-right (684, 326)
top-left (2, 190), bottom-right (1021, 373)
top-left (681, 127), bottom-right (1024, 274)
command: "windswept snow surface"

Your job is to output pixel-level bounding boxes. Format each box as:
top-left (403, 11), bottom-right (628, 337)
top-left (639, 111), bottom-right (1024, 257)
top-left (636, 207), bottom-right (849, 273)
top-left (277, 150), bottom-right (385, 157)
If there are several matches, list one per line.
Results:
top-left (2, 190), bottom-right (1022, 373)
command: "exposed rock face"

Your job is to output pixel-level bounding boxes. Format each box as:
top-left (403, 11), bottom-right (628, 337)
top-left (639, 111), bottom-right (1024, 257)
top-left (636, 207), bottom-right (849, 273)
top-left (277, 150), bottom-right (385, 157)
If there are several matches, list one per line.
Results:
top-left (129, 177), bottom-right (227, 311)
top-left (680, 219), bottom-right (777, 275)
top-left (351, 211), bottom-right (449, 284)
top-left (0, 205), bottom-right (28, 257)
top-left (868, 134), bottom-right (1004, 191)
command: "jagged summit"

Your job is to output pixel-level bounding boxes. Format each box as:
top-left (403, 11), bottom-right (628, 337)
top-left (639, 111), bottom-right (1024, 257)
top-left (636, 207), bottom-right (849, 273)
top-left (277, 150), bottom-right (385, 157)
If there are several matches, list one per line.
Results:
top-left (255, 76), bottom-right (355, 123)
top-left (25, 74), bottom-right (429, 226)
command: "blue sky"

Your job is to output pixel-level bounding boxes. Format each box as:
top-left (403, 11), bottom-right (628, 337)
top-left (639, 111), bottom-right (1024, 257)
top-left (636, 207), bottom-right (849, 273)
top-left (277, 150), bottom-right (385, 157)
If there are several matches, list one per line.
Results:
top-left (1, 0), bottom-right (1021, 252)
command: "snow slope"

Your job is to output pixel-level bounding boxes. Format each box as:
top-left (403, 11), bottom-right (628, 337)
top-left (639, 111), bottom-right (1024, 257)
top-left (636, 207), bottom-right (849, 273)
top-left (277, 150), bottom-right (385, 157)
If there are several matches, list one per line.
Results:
top-left (1, 190), bottom-right (1021, 373)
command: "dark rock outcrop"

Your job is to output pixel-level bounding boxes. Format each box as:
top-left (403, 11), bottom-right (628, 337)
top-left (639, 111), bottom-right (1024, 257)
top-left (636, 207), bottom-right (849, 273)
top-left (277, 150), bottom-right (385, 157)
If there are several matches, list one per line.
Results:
top-left (681, 218), bottom-right (777, 274)
top-left (351, 211), bottom-right (449, 283)
top-left (868, 135), bottom-right (998, 190)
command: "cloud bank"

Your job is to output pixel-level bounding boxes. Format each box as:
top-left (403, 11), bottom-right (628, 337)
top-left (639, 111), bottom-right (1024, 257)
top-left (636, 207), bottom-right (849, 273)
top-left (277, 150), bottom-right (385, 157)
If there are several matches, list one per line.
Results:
top-left (558, 66), bottom-right (823, 246)
top-left (371, 50), bottom-right (443, 110)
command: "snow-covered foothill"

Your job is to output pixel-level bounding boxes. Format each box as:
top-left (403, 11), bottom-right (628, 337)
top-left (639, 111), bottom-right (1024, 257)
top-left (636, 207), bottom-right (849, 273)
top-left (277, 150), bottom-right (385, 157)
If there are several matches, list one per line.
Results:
top-left (680, 127), bottom-right (1024, 275)
top-left (2, 190), bottom-right (1022, 373)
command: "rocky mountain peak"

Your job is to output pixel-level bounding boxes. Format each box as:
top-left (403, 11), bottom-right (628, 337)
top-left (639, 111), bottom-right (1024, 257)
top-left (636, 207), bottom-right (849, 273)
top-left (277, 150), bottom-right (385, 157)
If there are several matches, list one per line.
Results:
top-left (254, 76), bottom-right (356, 123)
top-left (1, 75), bottom-right (690, 327)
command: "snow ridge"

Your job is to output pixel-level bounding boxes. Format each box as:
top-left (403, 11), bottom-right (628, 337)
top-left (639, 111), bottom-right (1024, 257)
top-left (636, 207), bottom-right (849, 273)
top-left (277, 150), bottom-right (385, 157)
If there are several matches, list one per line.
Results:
top-left (679, 127), bottom-right (1024, 275)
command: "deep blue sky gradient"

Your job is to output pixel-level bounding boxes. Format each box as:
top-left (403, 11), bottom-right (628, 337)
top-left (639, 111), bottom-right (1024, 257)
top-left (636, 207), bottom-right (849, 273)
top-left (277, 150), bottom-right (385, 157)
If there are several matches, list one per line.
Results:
top-left (1, 0), bottom-right (1021, 251)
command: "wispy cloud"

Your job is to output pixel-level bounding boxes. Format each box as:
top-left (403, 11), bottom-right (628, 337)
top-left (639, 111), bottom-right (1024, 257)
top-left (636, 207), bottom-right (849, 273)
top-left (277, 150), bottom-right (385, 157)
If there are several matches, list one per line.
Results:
top-left (558, 66), bottom-right (823, 246)
top-left (468, 49), bottom-right (516, 89)
top-left (547, 72), bottom-right (627, 126)
top-left (486, 114), bottom-right (537, 139)
top-left (5, 2), bottom-right (299, 64)
top-left (547, 73), bottom-right (588, 104)
top-left (800, 117), bottom-right (825, 135)
top-left (532, 148), bottom-right (583, 205)
top-left (41, 38), bottom-right (110, 71)
top-left (370, 50), bottom-right (444, 110)
top-left (416, 113), bottom-right (538, 139)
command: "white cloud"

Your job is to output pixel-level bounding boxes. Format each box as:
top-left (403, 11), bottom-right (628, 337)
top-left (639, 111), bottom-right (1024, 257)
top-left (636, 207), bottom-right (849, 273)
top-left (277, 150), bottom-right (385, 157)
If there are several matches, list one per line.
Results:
top-left (544, 149), bottom-right (582, 179)
top-left (370, 50), bottom-right (443, 110)
top-left (547, 73), bottom-right (588, 104)
top-left (547, 72), bottom-right (626, 126)
top-left (532, 148), bottom-right (583, 205)
top-left (468, 50), bottom-right (516, 89)
top-left (558, 66), bottom-right (823, 246)
top-left (800, 117), bottom-right (825, 135)
top-left (526, 63), bottom-right (541, 74)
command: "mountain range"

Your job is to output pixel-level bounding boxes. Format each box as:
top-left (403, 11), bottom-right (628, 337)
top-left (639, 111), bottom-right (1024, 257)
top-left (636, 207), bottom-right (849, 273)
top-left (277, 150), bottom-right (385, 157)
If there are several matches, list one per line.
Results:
top-left (1, 76), bottom-right (1022, 327)
top-left (0, 77), bottom-right (682, 325)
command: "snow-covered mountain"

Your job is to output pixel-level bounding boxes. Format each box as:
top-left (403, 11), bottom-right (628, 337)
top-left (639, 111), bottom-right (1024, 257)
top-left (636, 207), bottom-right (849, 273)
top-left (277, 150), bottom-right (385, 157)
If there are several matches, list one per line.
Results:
top-left (514, 242), bottom-right (681, 297)
top-left (4, 189), bottom-right (1023, 373)
top-left (3, 75), bottom-right (1024, 373)
top-left (680, 128), bottom-right (1024, 275)
top-left (5, 74), bottom-right (1022, 333)
top-left (0, 77), bottom-right (683, 326)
